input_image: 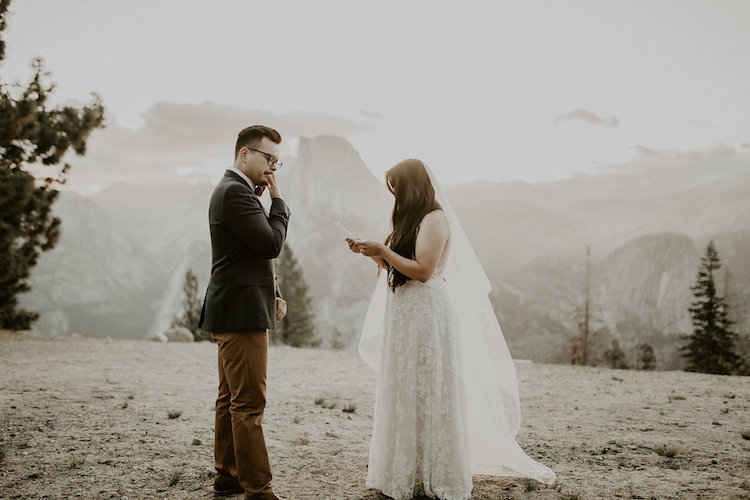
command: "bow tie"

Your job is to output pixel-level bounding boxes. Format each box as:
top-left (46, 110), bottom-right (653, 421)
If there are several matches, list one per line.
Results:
top-left (254, 185), bottom-right (265, 197)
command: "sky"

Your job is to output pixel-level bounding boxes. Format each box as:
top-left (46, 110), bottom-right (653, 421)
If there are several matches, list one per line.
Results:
top-left (2, 0), bottom-right (750, 188)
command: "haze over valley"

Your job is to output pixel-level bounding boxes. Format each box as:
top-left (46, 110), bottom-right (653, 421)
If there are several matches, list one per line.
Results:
top-left (21, 136), bottom-right (750, 369)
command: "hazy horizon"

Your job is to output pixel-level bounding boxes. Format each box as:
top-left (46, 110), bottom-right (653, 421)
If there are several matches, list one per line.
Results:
top-left (3, 1), bottom-right (749, 188)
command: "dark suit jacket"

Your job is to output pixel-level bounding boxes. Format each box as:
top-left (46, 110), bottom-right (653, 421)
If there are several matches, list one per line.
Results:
top-left (199, 170), bottom-right (291, 332)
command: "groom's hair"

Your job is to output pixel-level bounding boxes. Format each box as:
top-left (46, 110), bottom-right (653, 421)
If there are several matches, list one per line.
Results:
top-left (235, 125), bottom-right (282, 159)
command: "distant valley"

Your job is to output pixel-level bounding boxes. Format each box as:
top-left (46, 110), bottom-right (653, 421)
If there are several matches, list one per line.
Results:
top-left (22, 136), bottom-right (750, 369)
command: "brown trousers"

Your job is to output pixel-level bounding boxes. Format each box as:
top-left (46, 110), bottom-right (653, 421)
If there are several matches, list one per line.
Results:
top-left (211, 331), bottom-right (273, 496)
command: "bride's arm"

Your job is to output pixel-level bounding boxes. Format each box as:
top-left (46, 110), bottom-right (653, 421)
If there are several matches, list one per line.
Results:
top-left (370, 255), bottom-right (388, 269)
top-left (358, 212), bottom-right (449, 283)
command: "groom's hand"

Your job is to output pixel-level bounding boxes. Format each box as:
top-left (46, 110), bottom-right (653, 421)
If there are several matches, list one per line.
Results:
top-left (267, 172), bottom-right (281, 199)
top-left (275, 297), bottom-right (287, 323)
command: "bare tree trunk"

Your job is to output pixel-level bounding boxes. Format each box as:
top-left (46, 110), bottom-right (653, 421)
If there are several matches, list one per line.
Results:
top-left (582, 245), bottom-right (590, 366)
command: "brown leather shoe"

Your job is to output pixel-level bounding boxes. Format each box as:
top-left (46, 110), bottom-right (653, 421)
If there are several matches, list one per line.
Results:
top-left (213, 474), bottom-right (243, 496)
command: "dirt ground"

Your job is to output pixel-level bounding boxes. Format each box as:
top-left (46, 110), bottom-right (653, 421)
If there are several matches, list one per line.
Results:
top-left (0, 332), bottom-right (748, 500)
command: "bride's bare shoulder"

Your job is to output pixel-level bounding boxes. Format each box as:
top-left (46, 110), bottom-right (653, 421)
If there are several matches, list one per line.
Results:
top-left (424, 209), bottom-right (448, 224)
top-left (420, 210), bottom-right (449, 233)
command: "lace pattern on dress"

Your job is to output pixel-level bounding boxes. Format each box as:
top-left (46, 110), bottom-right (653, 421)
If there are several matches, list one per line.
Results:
top-left (366, 272), bottom-right (473, 500)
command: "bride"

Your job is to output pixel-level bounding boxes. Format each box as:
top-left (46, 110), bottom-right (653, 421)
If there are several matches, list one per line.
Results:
top-left (347, 159), bottom-right (556, 500)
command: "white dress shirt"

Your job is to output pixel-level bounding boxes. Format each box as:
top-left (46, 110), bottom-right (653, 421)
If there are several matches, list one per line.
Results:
top-left (228, 166), bottom-right (255, 190)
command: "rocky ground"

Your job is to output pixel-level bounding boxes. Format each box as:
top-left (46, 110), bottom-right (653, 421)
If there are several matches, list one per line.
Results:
top-left (0, 332), bottom-right (748, 500)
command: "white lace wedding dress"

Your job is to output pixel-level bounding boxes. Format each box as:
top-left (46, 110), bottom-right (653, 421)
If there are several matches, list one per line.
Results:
top-left (366, 267), bottom-right (473, 500)
top-left (360, 168), bottom-right (556, 500)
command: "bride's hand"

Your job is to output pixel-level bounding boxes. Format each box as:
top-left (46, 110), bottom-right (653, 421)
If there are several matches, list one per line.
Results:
top-left (346, 237), bottom-right (362, 254)
top-left (357, 240), bottom-right (386, 257)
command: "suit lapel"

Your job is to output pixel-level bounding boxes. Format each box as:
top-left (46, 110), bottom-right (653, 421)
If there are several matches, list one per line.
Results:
top-left (224, 170), bottom-right (268, 217)
top-left (225, 169), bottom-right (251, 188)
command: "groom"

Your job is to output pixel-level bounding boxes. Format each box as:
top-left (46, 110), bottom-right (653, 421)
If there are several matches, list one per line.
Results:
top-left (199, 125), bottom-right (290, 500)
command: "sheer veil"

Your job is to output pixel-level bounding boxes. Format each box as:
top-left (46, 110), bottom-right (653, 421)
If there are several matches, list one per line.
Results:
top-left (358, 165), bottom-right (556, 484)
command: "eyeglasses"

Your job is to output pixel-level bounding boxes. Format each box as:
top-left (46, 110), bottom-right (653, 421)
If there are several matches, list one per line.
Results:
top-left (246, 147), bottom-right (283, 169)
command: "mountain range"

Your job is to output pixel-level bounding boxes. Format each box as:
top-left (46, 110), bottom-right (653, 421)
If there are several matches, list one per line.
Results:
top-left (20, 136), bottom-right (750, 369)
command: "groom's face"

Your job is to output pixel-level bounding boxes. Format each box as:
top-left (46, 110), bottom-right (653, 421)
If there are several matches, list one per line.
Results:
top-left (240, 137), bottom-right (280, 186)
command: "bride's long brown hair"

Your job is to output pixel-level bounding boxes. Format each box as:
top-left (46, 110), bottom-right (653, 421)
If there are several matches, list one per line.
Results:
top-left (384, 159), bottom-right (442, 291)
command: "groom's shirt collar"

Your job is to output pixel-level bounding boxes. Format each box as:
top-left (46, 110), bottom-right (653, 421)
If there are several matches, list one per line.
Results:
top-left (228, 166), bottom-right (255, 190)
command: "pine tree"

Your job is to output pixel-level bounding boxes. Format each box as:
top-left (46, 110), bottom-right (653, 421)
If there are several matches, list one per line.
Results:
top-left (568, 246), bottom-right (604, 367)
top-left (330, 327), bottom-right (348, 350)
top-left (171, 270), bottom-right (208, 341)
top-left (568, 245), bottom-right (602, 366)
top-left (680, 241), bottom-right (741, 374)
top-left (581, 245), bottom-right (592, 365)
top-left (604, 339), bottom-right (629, 369)
top-left (722, 269), bottom-right (750, 376)
top-left (636, 342), bottom-right (656, 370)
top-left (0, 1), bottom-right (105, 329)
top-left (274, 244), bottom-right (318, 347)
top-left (568, 321), bottom-right (603, 366)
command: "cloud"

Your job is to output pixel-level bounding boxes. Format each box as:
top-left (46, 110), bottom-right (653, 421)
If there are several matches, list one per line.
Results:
top-left (62, 102), bottom-right (372, 189)
top-left (597, 143), bottom-right (750, 181)
top-left (631, 144), bottom-right (739, 162)
top-left (139, 101), bottom-right (371, 152)
top-left (556, 108), bottom-right (619, 128)
top-left (359, 109), bottom-right (384, 120)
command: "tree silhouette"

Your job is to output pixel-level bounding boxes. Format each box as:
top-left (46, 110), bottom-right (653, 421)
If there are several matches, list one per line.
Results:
top-left (680, 241), bottom-right (742, 374)
top-left (568, 245), bottom-right (603, 365)
top-left (0, 0), bottom-right (105, 329)
top-left (274, 244), bottom-right (318, 347)
top-left (171, 269), bottom-right (209, 341)
top-left (604, 339), bottom-right (629, 369)
top-left (636, 342), bottom-right (656, 370)
top-left (568, 324), bottom-right (606, 366)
